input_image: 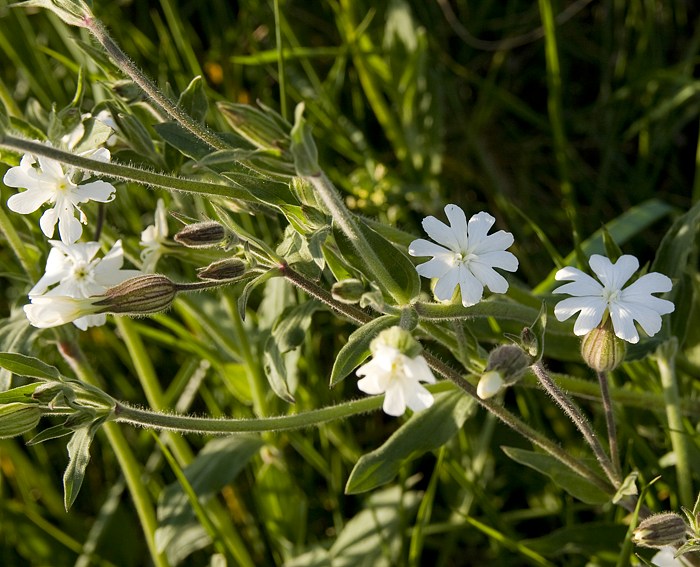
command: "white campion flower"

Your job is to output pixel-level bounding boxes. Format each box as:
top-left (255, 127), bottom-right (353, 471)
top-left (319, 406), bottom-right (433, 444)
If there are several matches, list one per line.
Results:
top-left (139, 198), bottom-right (168, 272)
top-left (651, 547), bottom-right (691, 567)
top-left (24, 296), bottom-right (100, 330)
top-left (3, 150), bottom-right (116, 244)
top-left (553, 254), bottom-right (675, 344)
top-left (356, 328), bottom-right (437, 417)
top-left (28, 239), bottom-right (140, 330)
top-left (408, 205), bottom-right (519, 307)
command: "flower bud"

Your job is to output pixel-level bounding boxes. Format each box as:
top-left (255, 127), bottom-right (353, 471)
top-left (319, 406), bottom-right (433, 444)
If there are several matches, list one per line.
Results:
top-left (371, 327), bottom-right (422, 358)
top-left (0, 403), bottom-right (41, 439)
top-left (632, 513), bottom-right (688, 549)
top-left (197, 258), bottom-right (246, 281)
top-left (96, 275), bottom-right (177, 315)
top-left (174, 221), bottom-right (236, 249)
top-left (485, 345), bottom-right (530, 386)
top-left (331, 279), bottom-right (365, 304)
top-left (581, 321), bottom-right (626, 372)
top-left (477, 370), bottom-right (505, 399)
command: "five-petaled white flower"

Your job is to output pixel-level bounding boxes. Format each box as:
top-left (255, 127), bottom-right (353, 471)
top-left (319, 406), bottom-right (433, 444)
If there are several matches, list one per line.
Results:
top-left (4, 150), bottom-right (116, 244)
top-left (28, 239), bottom-right (140, 330)
top-left (553, 254), bottom-right (674, 344)
top-left (356, 344), bottom-right (436, 417)
top-left (140, 198), bottom-right (169, 272)
top-left (409, 205), bottom-right (519, 307)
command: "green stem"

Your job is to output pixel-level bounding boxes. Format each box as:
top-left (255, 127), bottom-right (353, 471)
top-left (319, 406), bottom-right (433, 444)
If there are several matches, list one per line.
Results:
top-left (0, 136), bottom-right (254, 201)
top-left (59, 340), bottom-right (169, 567)
top-left (303, 172), bottom-right (410, 304)
top-left (597, 370), bottom-right (621, 478)
top-left (273, 0), bottom-right (288, 121)
top-left (426, 354), bottom-right (614, 497)
top-left (83, 17), bottom-right (229, 151)
top-left (532, 362), bottom-right (620, 487)
top-left (114, 382), bottom-right (456, 433)
top-left (657, 339), bottom-right (693, 507)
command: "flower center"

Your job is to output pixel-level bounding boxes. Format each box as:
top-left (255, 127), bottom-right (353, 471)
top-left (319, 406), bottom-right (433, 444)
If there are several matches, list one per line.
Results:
top-left (72, 263), bottom-right (90, 280)
top-left (454, 251), bottom-right (477, 266)
top-left (602, 287), bottom-right (620, 305)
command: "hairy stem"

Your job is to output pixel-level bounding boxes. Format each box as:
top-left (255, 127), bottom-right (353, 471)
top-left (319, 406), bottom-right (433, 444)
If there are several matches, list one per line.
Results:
top-left (597, 370), bottom-right (621, 478)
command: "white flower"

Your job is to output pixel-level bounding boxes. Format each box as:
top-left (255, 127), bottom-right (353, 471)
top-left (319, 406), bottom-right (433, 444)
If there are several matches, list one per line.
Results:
top-left (24, 296), bottom-right (100, 330)
top-left (356, 345), bottom-right (436, 416)
top-left (553, 254), bottom-right (674, 344)
top-left (408, 205), bottom-right (519, 307)
top-left (27, 239), bottom-right (140, 330)
top-left (139, 198), bottom-right (168, 272)
top-left (4, 150), bottom-right (116, 243)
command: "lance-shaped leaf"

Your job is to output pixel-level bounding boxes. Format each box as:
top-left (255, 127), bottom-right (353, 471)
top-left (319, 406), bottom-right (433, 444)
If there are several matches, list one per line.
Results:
top-left (0, 352), bottom-right (61, 381)
top-left (63, 425), bottom-right (97, 510)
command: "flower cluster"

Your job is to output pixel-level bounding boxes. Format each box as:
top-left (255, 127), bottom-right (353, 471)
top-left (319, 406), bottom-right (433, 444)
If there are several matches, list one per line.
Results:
top-left (2, 114), bottom-right (166, 330)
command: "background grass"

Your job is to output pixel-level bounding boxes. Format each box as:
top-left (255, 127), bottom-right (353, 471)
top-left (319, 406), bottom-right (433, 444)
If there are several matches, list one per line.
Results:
top-left (1, 1), bottom-right (699, 565)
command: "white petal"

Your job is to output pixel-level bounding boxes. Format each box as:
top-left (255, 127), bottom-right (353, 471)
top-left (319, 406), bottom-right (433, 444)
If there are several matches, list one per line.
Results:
top-left (7, 188), bottom-right (53, 214)
top-left (609, 304), bottom-right (640, 343)
top-left (624, 272), bottom-right (673, 297)
top-left (73, 313), bottom-right (107, 330)
top-left (553, 273), bottom-right (603, 297)
top-left (472, 229), bottom-right (514, 255)
top-left (466, 211), bottom-right (496, 245)
top-left (408, 238), bottom-right (451, 258)
top-left (36, 155), bottom-right (65, 180)
top-left (433, 266), bottom-right (460, 302)
top-left (590, 254), bottom-right (638, 290)
top-left (75, 180), bottom-right (116, 203)
top-left (39, 208), bottom-right (59, 238)
top-left (554, 297), bottom-right (606, 334)
top-left (422, 215), bottom-right (461, 251)
top-left (57, 209), bottom-right (83, 244)
top-left (457, 265), bottom-right (485, 307)
top-left (404, 355), bottom-right (436, 384)
top-left (475, 249), bottom-right (519, 272)
top-left (469, 262), bottom-right (510, 294)
top-left (382, 384), bottom-right (407, 416)
top-left (403, 382), bottom-right (434, 412)
top-left (444, 204), bottom-right (469, 250)
top-left (477, 371), bottom-right (504, 399)
top-left (3, 163), bottom-right (39, 190)
top-left (415, 256), bottom-right (453, 279)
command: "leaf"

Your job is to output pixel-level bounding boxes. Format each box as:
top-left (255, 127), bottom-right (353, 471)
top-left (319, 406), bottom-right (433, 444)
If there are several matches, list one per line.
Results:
top-left (263, 335), bottom-right (295, 403)
top-left (290, 103), bottom-right (320, 176)
top-left (237, 270), bottom-right (278, 320)
top-left (63, 426), bottom-right (96, 510)
top-left (0, 383), bottom-right (41, 403)
top-left (346, 391), bottom-right (476, 494)
top-left (330, 315), bottom-right (400, 387)
top-left (156, 435), bottom-right (263, 565)
top-left (0, 403), bottom-right (41, 439)
top-left (501, 446), bottom-right (610, 505)
top-left (178, 76), bottom-right (209, 123)
top-left (330, 486), bottom-right (421, 567)
top-left (272, 300), bottom-right (322, 354)
top-left (0, 352), bottom-right (62, 381)
top-left (152, 121), bottom-right (211, 160)
top-left (333, 220), bottom-right (420, 302)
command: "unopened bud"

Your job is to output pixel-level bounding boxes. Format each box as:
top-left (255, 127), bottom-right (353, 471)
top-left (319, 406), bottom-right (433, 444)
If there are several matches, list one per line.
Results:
top-left (581, 321), bottom-right (626, 372)
top-left (331, 279), bottom-right (365, 304)
top-left (477, 370), bottom-right (505, 399)
top-left (632, 513), bottom-right (688, 549)
top-left (197, 258), bottom-right (246, 281)
top-left (0, 403), bottom-right (41, 439)
top-left (96, 275), bottom-right (177, 315)
top-left (174, 221), bottom-right (235, 249)
top-left (485, 345), bottom-right (530, 386)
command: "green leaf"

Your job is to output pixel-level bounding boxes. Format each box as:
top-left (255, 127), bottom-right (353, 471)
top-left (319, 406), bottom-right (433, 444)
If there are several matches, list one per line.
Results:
top-left (237, 270), bottom-right (278, 320)
top-left (152, 121), bottom-right (210, 160)
top-left (330, 486), bottom-right (421, 567)
top-left (330, 315), bottom-right (400, 387)
top-left (263, 335), bottom-right (295, 403)
top-left (333, 220), bottom-right (420, 302)
top-left (272, 300), bottom-right (321, 354)
top-left (27, 423), bottom-right (74, 445)
top-left (63, 426), bottom-right (96, 510)
top-left (178, 76), bottom-right (209, 123)
top-left (0, 352), bottom-right (62, 381)
top-left (346, 391), bottom-right (476, 494)
top-left (290, 103), bottom-right (320, 176)
top-left (156, 435), bottom-right (263, 565)
top-left (501, 446), bottom-right (610, 505)
top-left (0, 383), bottom-right (41, 403)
